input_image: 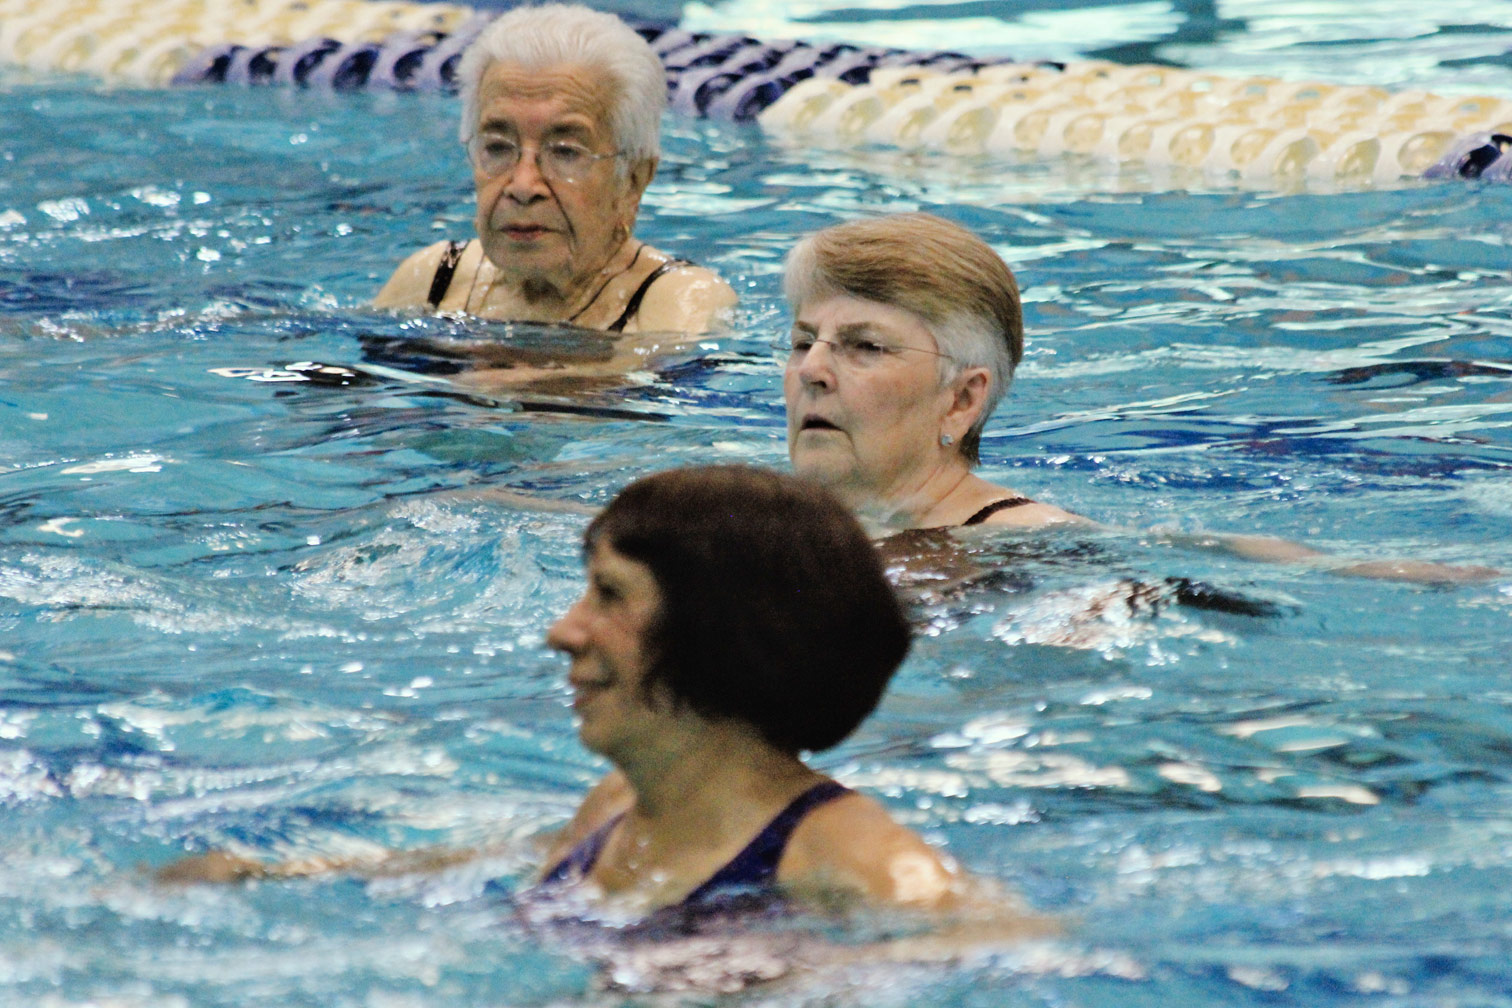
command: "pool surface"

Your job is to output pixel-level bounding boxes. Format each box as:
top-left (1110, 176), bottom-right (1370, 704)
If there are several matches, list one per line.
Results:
top-left (4, 1), bottom-right (1512, 1005)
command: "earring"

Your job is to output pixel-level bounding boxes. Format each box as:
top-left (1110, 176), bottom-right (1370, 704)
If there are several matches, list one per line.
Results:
top-left (940, 433), bottom-right (954, 446)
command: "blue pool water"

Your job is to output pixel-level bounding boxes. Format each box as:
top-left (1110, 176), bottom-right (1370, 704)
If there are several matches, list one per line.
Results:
top-left (5, 2), bottom-right (1512, 1005)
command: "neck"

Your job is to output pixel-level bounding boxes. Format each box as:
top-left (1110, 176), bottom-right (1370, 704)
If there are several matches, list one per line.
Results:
top-left (850, 455), bottom-right (980, 530)
top-left (611, 717), bottom-right (817, 826)
top-left (476, 234), bottom-right (639, 322)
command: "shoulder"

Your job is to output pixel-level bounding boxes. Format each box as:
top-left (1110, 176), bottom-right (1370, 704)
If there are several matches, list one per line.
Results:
top-left (373, 239), bottom-right (467, 309)
top-left (624, 249), bottom-right (737, 334)
top-left (960, 479), bottom-right (1092, 529)
top-left (777, 787), bottom-right (963, 909)
top-left (976, 499), bottom-right (1089, 529)
top-left (538, 770), bottom-right (632, 871)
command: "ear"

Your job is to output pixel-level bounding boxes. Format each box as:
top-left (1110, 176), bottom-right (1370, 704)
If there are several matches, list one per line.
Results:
top-left (627, 155), bottom-right (658, 200)
top-left (943, 367), bottom-right (991, 440)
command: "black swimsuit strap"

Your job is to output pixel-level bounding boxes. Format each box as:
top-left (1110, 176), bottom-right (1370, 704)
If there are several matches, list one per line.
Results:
top-left (425, 239), bottom-right (468, 309)
top-left (607, 258), bottom-right (691, 332)
top-left (426, 246), bottom-right (692, 326)
top-left (962, 496), bottom-right (1034, 526)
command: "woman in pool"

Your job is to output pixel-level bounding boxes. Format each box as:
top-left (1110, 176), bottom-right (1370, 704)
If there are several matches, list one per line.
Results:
top-left (780, 213), bottom-right (1492, 582)
top-left (782, 212), bottom-right (1074, 531)
top-left (536, 464), bottom-right (992, 915)
top-left (162, 465), bottom-right (1048, 929)
top-left (374, 4), bottom-right (734, 338)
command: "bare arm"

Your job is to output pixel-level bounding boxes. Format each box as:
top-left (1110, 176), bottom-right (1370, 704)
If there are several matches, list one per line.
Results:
top-left (154, 843), bottom-right (482, 885)
top-left (154, 774), bottom-right (630, 887)
top-left (1187, 532), bottom-right (1498, 584)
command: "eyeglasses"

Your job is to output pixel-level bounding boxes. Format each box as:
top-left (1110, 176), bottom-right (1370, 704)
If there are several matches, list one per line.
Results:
top-left (773, 329), bottom-right (953, 369)
top-left (467, 134), bottom-right (625, 185)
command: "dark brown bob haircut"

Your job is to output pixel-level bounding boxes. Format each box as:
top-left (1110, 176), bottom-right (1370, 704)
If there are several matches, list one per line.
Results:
top-left (584, 464), bottom-right (910, 753)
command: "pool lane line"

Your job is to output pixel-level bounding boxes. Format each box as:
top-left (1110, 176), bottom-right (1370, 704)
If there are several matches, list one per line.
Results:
top-left (2, 0), bottom-right (1509, 186)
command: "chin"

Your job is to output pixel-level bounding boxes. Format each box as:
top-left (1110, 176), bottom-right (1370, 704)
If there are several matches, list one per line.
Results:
top-left (788, 448), bottom-right (830, 480)
top-left (790, 452), bottom-right (860, 496)
top-left (576, 725), bottom-right (611, 758)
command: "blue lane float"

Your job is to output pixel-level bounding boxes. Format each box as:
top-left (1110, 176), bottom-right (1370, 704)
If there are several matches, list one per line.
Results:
top-left (162, 19), bottom-right (995, 116)
top-left (2, 0), bottom-right (1510, 187)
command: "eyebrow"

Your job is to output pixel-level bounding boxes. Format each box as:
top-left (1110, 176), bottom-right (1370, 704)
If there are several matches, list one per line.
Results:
top-left (476, 116), bottom-right (596, 140)
top-left (475, 117), bottom-right (514, 135)
top-left (792, 320), bottom-right (887, 340)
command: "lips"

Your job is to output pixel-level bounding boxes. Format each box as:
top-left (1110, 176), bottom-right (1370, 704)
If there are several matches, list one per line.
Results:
top-left (502, 224), bottom-right (550, 241)
top-left (568, 672), bottom-right (608, 708)
top-left (800, 413), bottom-right (841, 432)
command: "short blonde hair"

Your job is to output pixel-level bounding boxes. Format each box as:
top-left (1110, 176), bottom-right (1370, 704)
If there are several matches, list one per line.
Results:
top-left (783, 213), bottom-right (1024, 464)
top-left (456, 4), bottom-right (666, 164)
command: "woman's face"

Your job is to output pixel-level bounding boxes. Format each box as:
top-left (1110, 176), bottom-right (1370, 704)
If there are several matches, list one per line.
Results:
top-left (784, 293), bottom-right (959, 505)
top-left (469, 61), bottom-right (652, 297)
top-left (545, 541), bottom-right (667, 760)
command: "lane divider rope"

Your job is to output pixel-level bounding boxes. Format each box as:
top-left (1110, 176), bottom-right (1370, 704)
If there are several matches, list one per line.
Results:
top-left (758, 62), bottom-right (1512, 184)
top-left (1, 0), bottom-right (1508, 185)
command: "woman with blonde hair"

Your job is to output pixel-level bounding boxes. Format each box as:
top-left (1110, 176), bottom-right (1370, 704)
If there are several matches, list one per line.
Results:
top-left (780, 212), bottom-right (1492, 584)
top-left (782, 212), bottom-right (1080, 530)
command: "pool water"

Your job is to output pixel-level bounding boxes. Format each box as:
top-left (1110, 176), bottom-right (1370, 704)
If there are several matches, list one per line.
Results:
top-left (5, 1), bottom-right (1512, 1005)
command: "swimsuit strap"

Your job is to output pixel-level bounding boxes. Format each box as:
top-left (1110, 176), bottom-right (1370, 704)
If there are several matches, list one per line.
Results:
top-left (539, 811), bottom-right (625, 886)
top-left (536, 779), bottom-right (850, 900)
top-left (962, 496), bottom-right (1034, 526)
top-left (680, 780), bottom-right (851, 905)
top-left (425, 239), bottom-right (468, 309)
top-left (606, 258), bottom-right (692, 332)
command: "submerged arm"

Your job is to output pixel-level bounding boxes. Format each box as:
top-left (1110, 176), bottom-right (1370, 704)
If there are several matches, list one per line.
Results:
top-left (1190, 532), bottom-right (1498, 584)
top-left (154, 844), bottom-right (482, 885)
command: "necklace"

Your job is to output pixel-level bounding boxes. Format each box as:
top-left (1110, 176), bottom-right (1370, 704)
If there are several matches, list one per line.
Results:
top-left (462, 241), bottom-right (646, 326)
top-left (566, 242), bottom-right (645, 326)
top-left (462, 240), bottom-right (487, 314)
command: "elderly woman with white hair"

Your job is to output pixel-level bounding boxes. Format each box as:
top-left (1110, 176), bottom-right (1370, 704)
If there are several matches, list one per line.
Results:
top-left (376, 4), bottom-right (734, 336)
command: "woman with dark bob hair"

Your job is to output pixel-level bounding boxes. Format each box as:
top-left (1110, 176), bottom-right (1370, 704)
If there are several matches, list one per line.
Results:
top-left (538, 464), bottom-right (960, 912)
top-left (162, 465), bottom-right (1053, 929)
top-left (564, 463), bottom-right (906, 754)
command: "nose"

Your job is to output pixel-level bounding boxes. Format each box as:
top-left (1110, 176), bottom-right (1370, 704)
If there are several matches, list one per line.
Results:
top-left (545, 594), bottom-right (587, 654)
top-left (503, 147), bottom-right (550, 203)
top-left (794, 338), bottom-right (838, 390)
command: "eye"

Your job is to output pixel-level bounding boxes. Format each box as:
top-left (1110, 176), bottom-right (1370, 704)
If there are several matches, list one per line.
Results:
top-left (841, 336), bottom-right (889, 357)
top-left (789, 335), bottom-right (816, 353)
top-left (477, 136), bottom-right (518, 162)
top-left (546, 141), bottom-right (590, 166)
top-left (591, 576), bottom-right (620, 603)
